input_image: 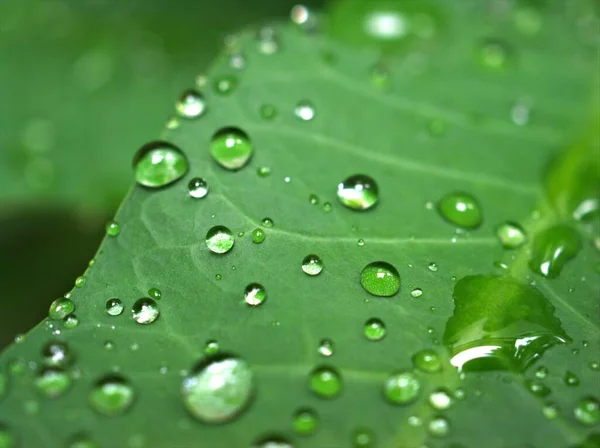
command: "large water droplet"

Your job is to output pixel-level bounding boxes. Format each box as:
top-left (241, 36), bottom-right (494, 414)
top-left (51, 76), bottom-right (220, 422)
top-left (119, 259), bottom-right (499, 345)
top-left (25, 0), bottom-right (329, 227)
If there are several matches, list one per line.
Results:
top-left (206, 225), bottom-right (235, 254)
top-left (412, 349), bottom-right (442, 373)
top-left (105, 298), bottom-right (124, 316)
top-left (49, 298), bottom-right (75, 320)
top-left (301, 254), bottom-right (324, 276)
top-left (89, 375), bottom-right (135, 416)
top-left (444, 275), bottom-right (570, 372)
top-left (310, 366), bottom-right (342, 398)
top-left (337, 175), bottom-right (379, 211)
top-left (188, 178), bottom-right (209, 199)
top-left (131, 298), bottom-right (160, 324)
top-left (383, 371), bottom-right (421, 405)
top-left (42, 340), bottom-right (72, 367)
top-left (437, 192), bottom-right (482, 229)
top-left (252, 228), bottom-right (266, 244)
top-left (529, 225), bottom-right (581, 279)
top-left (181, 356), bottom-right (254, 423)
top-left (364, 318), bottom-right (386, 341)
top-left (175, 89), bottom-right (206, 119)
top-left (574, 397), bottom-right (600, 425)
top-left (293, 408), bottom-right (318, 435)
top-left (496, 222), bottom-right (528, 249)
top-left (210, 127), bottom-right (253, 170)
top-left (133, 141), bottom-right (188, 188)
top-left (360, 261), bottom-right (400, 297)
top-left (244, 283), bottom-right (267, 306)
top-left (35, 367), bottom-right (71, 398)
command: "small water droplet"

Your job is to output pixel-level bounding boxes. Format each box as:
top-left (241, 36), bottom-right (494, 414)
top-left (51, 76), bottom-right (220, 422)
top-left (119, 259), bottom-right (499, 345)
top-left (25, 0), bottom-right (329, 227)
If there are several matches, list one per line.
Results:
top-left (525, 380), bottom-right (551, 397)
top-left (89, 375), bottom-right (135, 416)
top-left (252, 228), bottom-right (266, 244)
top-left (75, 276), bottom-right (86, 288)
top-left (188, 178), bottom-right (209, 198)
top-left (210, 127), bottom-right (253, 170)
top-left (63, 315), bottom-right (79, 329)
top-left (437, 192), bottom-right (482, 229)
top-left (428, 416), bottom-right (450, 438)
top-left (253, 438), bottom-right (292, 448)
top-left (261, 218), bottom-right (274, 228)
top-left (589, 361), bottom-right (600, 371)
top-left (309, 194), bottom-right (319, 205)
top-left (148, 288), bottom-right (162, 300)
top-left (353, 429), bottom-right (374, 447)
top-left (496, 222), bottom-right (528, 249)
top-left (68, 435), bottom-right (98, 448)
top-left (337, 174), bottom-right (379, 211)
top-left (204, 340), bottom-right (219, 355)
top-left (228, 52), bottom-right (246, 70)
top-left (357, 238), bottom-right (365, 247)
top-left (181, 355), bottom-right (254, 423)
top-left (105, 220), bottom-right (120, 236)
top-left (284, 176), bottom-right (292, 183)
top-left (175, 89), bottom-right (206, 119)
top-left (42, 341), bottom-right (71, 367)
top-left (257, 27), bottom-right (280, 54)
top-left (49, 298), bottom-right (75, 320)
top-left (131, 298), bottom-right (160, 324)
top-left (213, 75), bottom-right (238, 95)
top-left (428, 262), bottom-right (438, 272)
top-left (429, 388), bottom-right (453, 410)
top-left (310, 366), bottom-right (342, 398)
top-left (257, 166), bottom-right (271, 177)
top-left (360, 261), bottom-right (400, 297)
top-left (291, 4), bottom-right (316, 30)
top-left (564, 371), bottom-right (580, 387)
top-left (529, 225), bottom-right (581, 278)
top-left (103, 341), bottom-right (114, 351)
top-left (294, 100), bottom-right (316, 121)
top-left (542, 402), bottom-right (559, 419)
top-left (35, 367), bottom-right (71, 398)
top-left (134, 141), bottom-right (188, 188)
top-left (318, 339), bottom-right (334, 357)
top-left (364, 318), bottom-right (386, 341)
top-left (259, 104), bottom-right (278, 121)
top-left (105, 298), bottom-right (124, 316)
top-left (407, 416), bottom-right (422, 427)
top-left (412, 349), bottom-right (442, 373)
top-left (478, 39), bottom-right (511, 70)
top-left (293, 408), bottom-right (318, 435)
top-left (301, 254), bottom-right (323, 276)
top-left (411, 288), bottom-right (423, 298)
top-left (206, 225), bottom-right (235, 254)
top-left (383, 371), bottom-right (420, 405)
top-left (574, 397), bottom-right (600, 425)
top-left (244, 283), bottom-right (267, 306)
top-left (536, 366), bottom-right (549, 379)
top-left (323, 202), bottom-right (332, 213)
top-left (511, 101), bottom-right (531, 126)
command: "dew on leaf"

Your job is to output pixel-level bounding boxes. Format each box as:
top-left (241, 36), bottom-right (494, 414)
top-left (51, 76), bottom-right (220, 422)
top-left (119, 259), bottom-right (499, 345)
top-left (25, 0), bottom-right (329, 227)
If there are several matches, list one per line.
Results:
top-left (291, 4), bottom-right (316, 30)
top-left (364, 318), bottom-right (386, 341)
top-left (383, 371), bottom-right (421, 405)
top-left (294, 100), bottom-right (316, 121)
top-left (309, 194), bottom-right (319, 205)
top-left (105, 298), bottom-right (124, 316)
top-left (253, 438), bottom-right (292, 448)
top-left (525, 380), bottom-right (551, 397)
top-left (590, 361), bottom-right (600, 371)
top-left (261, 217), bottom-right (273, 228)
top-left (213, 75), bottom-right (238, 95)
top-left (301, 254), bottom-right (323, 276)
top-left (181, 356), bottom-right (254, 423)
top-left (478, 39), bottom-right (511, 70)
top-left (148, 288), bottom-right (162, 300)
top-left (337, 174), bottom-right (379, 211)
top-left (428, 262), bottom-right (438, 272)
top-left (565, 371), bottom-right (580, 387)
top-left (257, 26), bottom-right (280, 55)
top-left (204, 340), bottom-right (219, 355)
top-left (8, 359), bottom-right (25, 375)
top-left (68, 436), bottom-right (98, 448)
top-left (35, 367), bottom-right (71, 398)
top-left (411, 288), bottom-right (423, 298)
top-left (131, 298), bottom-right (160, 325)
top-left (318, 339), bottom-right (334, 357)
top-left (133, 141), bottom-right (188, 188)
top-left (353, 429), bottom-right (374, 447)
top-left (210, 127), bottom-right (253, 170)
top-left (188, 178), bottom-right (209, 198)
top-left (412, 349), bottom-right (442, 373)
top-left (75, 276), bottom-right (86, 288)
top-left (310, 366), bottom-right (342, 398)
top-left (323, 202), bottom-right (332, 212)
top-left (257, 166), bottom-right (271, 177)
top-left (103, 341), bottom-right (114, 351)
top-left (437, 192), bottom-right (482, 229)
top-left (244, 283), bottom-right (267, 306)
top-left (63, 315), bottom-right (79, 329)
top-left (206, 225), bottom-right (235, 254)
top-left (49, 298), bottom-right (75, 320)
top-left (293, 408), bottom-right (318, 435)
top-left (89, 375), bottom-right (135, 416)
top-left (228, 52), bottom-right (246, 70)
top-left (529, 224), bottom-right (581, 278)
top-left (429, 388), bottom-right (453, 410)
top-left (542, 402), bottom-right (559, 420)
top-left (428, 416), bottom-right (450, 438)
top-left (360, 261), bottom-right (400, 297)
top-left (511, 101), bottom-right (531, 126)
top-left (42, 340), bottom-right (71, 367)
top-left (574, 397), bottom-right (600, 425)
top-left (105, 220), bottom-right (120, 237)
top-left (496, 222), bottom-right (528, 249)
top-left (536, 366), bottom-right (549, 379)
top-left (252, 228), bottom-right (266, 244)
top-left (175, 89), bottom-right (206, 119)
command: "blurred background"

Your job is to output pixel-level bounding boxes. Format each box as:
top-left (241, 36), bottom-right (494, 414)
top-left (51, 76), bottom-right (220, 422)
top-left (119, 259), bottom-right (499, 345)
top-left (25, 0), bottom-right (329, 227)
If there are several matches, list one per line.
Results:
top-left (0, 0), bottom-right (325, 348)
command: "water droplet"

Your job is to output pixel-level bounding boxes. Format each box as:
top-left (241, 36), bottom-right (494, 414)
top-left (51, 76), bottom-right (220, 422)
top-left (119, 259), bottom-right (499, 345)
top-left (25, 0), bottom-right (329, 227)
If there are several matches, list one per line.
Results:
top-left (188, 178), bottom-right (209, 198)
top-left (383, 371), bottom-right (421, 405)
top-left (525, 380), bottom-right (551, 397)
top-left (357, 238), bottom-right (365, 247)
top-left (148, 288), bottom-right (162, 300)
top-left (353, 429), bottom-right (374, 447)
top-left (412, 349), bottom-right (442, 373)
top-left (244, 283), bottom-right (267, 306)
top-left (261, 218), bottom-right (274, 228)
top-left (291, 5), bottom-right (316, 30)
top-left (511, 101), bottom-right (531, 126)
top-left (589, 361), bottom-right (600, 371)
top-left (206, 225), bottom-right (235, 254)
top-left (496, 222), bottom-right (528, 249)
top-left (68, 435), bottom-right (98, 448)
top-left (133, 141), bottom-right (188, 188)
top-left (75, 276), bottom-right (86, 288)
top-left (249, 228), bottom-right (265, 245)
top-left (253, 438), bottom-right (292, 448)
top-left (49, 298), bottom-right (75, 320)
top-left (257, 26), bottom-right (280, 54)
top-left (294, 100), bottom-right (316, 121)
top-left (213, 75), bottom-right (238, 95)
top-left (337, 174), bottom-right (379, 211)
top-left (536, 366), bottom-right (549, 379)
top-left (360, 261), bottom-right (400, 297)
top-left (131, 298), bottom-right (160, 325)
top-left (323, 202), bottom-right (332, 212)
top-left (429, 388), bottom-right (453, 410)
top-left (106, 220), bottom-right (120, 237)
top-left (364, 318), bottom-right (386, 341)
top-left (105, 298), bottom-right (124, 316)
top-left (444, 275), bottom-right (570, 372)
top-left (542, 402), bottom-right (559, 419)
top-left (210, 127), bottom-right (253, 170)
top-left (310, 366), bottom-right (341, 398)
top-left (301, 254), bottom-right (323, 276)
top-left (103, 341), bottom-right (115, 351)
top-left (428, 416), bottom-right (450, 438)
top-left (411, 288), bottom-right (423, 298)
top-left (293, 408), bottom-right (318, 435)
top-left (204, 340), bottom-right (219, 355)
top-left (35, 367), bottom-right (71, 398)
top-left (529, 225), bottom-right (581, 278)
top-left (437, 192), bottom-right (482, 229)
top-left (42, 340), bottom-right (71, 367)
top-left (564, 371), bottom-right (580, 387)
top-left (259, 104), bottom-right (277, 121)
top-left (318, 339), bottom-right (334, 357)
top-left (309, 194), bottom-right (319, 205)
top-left (574, 397), bottom-right (600, 425)
top-left (181, 355), bottom-right (254, 423)
top-left (478, 39), bottom-right (511, 69)
top-left (428, 262), bottom-right (438, 272)
top-left (257, 166), bottom-right (272, 177)
top-left (89, 375), bottom-right (135, 416)
top-left (175, 89), bottom-right (206, 119)
top-left (64, 315), bottom-right (79, 328)
top-left (228, 52), bottom-right (246, 70)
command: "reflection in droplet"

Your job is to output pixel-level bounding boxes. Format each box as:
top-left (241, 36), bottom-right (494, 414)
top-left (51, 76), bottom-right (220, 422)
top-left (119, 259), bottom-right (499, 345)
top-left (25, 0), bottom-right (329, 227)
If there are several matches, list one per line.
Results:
top-left (360, 261), bottom-right (400, 297)
top-left (176, 89), bottom-right (206, 119)
top-left (206, 226), bottom-right (235, 254)
top-left (337, 174), bottom-right (379, 211)
top-left (301, 254), bottom-right (324, 276)
top-left (210, 127), bottom-right (253, 170)
top-left (188, 178), bottom-right (209, 199)
top-left (131, 298), bottom-right (160, 325)
top-left (244, 283), bottom-right (267, 306)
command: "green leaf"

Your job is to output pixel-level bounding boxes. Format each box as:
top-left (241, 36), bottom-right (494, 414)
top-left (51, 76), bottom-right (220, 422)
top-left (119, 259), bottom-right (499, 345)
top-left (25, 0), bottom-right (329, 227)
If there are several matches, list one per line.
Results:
top-left (1, 1), bottom-right (599, 447)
